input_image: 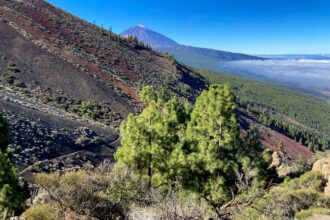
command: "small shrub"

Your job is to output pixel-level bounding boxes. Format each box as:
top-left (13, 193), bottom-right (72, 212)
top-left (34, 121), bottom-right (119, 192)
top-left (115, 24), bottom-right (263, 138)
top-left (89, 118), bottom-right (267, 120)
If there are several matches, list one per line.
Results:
top-left (2, 73), bottom-right (16, 85)
top-left (236, 171), bottom-right (330, 219)
top-left (13, 79), bottom-right (25, 88)
top-left (23, 203), bottom-right (63, 220)
top-left (52, 95), bottom-right (61, 104)
top-left (6, 63), bottom-right (20, 73)
top-left (77, 101), bottom-right (101, 119)
top-left (35, 162), bottom-right (145, 219)
top-left (296, 208), bottom-right (330, 219)
top-left (281, 171), bottom-right (325, 191)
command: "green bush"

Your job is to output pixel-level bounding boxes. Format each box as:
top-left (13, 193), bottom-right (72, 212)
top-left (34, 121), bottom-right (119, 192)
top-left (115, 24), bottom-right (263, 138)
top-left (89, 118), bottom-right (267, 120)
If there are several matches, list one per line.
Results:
top-left (35, 162), bottom-right (145, 219)
top-left (77, 101), bottom-right (101, 119)
top-left (13, 79), bottom-right (25, 88)
top-left (281, 171), bottom-right (325, 191)
top-left (296, 208), bottom-right (330, 219)
top-left (23, 203), bottom-right (62, 220)
top-left (2, 73), bottom-right (16, 85)
top-left (6, 63), bottom-right (20, 73)
top-left (235, 171), bottom-right (330, 219)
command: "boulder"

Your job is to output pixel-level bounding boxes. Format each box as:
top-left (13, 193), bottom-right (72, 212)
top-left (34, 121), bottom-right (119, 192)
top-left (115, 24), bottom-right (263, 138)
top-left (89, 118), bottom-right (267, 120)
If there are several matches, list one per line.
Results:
top-left (270, 151), bottom-right (285, 168)
top-left (325, 184), bottom-right (330, 197)
top-left (312, 157), bottom-right (330, 196)
top-left (312, 157), bottom-right (330, 178)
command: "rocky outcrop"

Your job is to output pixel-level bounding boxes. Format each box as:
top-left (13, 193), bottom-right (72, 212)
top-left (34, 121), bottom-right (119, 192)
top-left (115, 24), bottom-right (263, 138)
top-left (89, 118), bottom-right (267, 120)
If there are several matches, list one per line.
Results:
top-left (312, 157), bottom-right (330, 196)
top-left (313, 157), bottom-right (330, 178)
top-left (270, 151), bottom-right (285, 168)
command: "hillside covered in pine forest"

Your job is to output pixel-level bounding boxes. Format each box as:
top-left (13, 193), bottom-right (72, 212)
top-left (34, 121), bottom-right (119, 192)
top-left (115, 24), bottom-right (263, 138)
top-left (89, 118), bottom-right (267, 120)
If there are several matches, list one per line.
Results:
top-left (198, 69), bottom-right (330, 152)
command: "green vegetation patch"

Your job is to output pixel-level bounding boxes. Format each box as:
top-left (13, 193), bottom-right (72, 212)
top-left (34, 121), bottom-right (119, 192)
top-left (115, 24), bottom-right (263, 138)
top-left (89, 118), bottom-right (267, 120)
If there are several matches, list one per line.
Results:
top-left (236, 171), bottom-right (330, 219)
top-left (23, 203), bottom-right (63, 220)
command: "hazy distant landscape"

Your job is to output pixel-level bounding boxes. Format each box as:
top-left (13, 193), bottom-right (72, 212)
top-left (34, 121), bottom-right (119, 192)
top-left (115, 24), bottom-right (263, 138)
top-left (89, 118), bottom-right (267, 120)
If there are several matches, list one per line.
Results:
top-left (219, 58), bottom-right (330, 97)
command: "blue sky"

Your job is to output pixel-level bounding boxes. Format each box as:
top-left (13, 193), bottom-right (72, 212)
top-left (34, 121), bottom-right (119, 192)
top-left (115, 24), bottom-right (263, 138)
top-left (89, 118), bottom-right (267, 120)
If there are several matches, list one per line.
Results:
top-left (48, 0), bottom-right (330, 55)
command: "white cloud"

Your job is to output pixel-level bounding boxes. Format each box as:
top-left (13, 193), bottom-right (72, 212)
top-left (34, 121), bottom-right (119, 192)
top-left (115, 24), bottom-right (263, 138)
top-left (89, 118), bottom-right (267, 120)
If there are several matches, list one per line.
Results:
top-left (220, 59), bottom-right (330, 89)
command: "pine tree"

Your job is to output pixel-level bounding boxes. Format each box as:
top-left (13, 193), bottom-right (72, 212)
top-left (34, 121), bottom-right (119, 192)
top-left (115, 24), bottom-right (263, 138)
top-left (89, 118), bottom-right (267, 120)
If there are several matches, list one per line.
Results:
top-left (185, 84), bottom-right (240, 203)
top-left (115, 87), bottom-right (189, 188)
top-left (184, 84), bottom-right (272, 215)
top-left (115, 102), bottom-right (160, 189)
top-left (0, 115), bottom-right (8, 152)
top-left (159, 97), bottom-right (191, 187)
top-left (0, 153), bottom-right (24, 217)
top-left (0, 114), bottom-right (25, 217)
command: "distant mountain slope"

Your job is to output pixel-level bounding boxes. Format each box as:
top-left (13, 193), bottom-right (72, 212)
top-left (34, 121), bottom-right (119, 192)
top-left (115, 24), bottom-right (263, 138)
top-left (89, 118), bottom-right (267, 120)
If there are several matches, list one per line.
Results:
top-left (121, 25), bottom-right (179, 48)
top-left (160, 45), bottom-right (264, 69)
top-left (121, 25), bottom-right (264, 70)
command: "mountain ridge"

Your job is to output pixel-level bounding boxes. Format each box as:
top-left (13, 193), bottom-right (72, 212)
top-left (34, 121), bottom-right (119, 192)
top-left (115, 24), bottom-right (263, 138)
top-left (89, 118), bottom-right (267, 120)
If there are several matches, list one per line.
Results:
top-left (121, 25), bottom-right (264, 65)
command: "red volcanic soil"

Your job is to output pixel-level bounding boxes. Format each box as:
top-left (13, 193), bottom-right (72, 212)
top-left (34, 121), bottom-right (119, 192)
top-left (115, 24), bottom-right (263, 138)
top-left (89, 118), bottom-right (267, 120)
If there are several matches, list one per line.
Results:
top-left (258, 127), bottom-right (313, 161)
top-left (239, 110), bottom-right (313, 161)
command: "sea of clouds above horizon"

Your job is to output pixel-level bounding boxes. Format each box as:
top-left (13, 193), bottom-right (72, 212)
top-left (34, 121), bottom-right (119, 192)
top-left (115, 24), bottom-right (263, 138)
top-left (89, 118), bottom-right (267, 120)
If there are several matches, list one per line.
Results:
top-left (220, 59), bottom-right (330, 89)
